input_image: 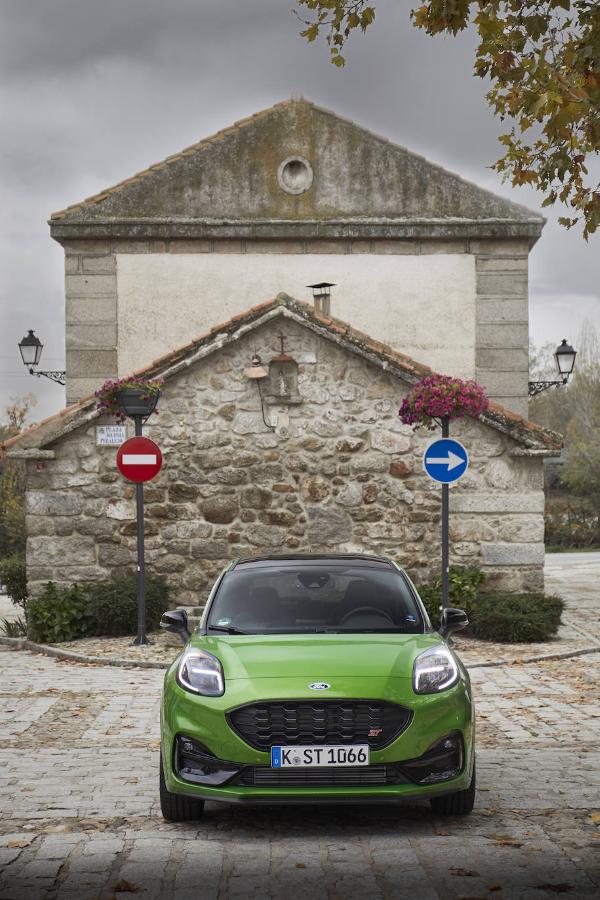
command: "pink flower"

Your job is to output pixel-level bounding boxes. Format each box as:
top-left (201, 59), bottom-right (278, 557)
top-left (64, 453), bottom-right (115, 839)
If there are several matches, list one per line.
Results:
top-left (399, 375), bottom-right (489, 430)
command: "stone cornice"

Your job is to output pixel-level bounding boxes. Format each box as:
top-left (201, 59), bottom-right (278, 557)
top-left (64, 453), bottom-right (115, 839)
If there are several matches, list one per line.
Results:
top-left (49, 217), bottom-right (544, 244)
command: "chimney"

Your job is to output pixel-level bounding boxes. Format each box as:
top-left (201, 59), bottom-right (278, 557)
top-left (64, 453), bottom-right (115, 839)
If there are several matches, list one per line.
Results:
top-left (307, 282), bottom-right (335, 316)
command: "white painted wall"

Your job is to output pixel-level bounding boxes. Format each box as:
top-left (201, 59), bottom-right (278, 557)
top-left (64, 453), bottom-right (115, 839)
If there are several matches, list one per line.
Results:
top-left (116, 253), bottom-right (477, 377)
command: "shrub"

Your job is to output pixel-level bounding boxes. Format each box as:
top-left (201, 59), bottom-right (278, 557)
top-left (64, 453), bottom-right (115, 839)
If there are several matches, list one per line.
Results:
top-left (416, 566), bottom-right (486, 627)
top-left (26, 575), bottom-right (169, 643)
top-left (1, 616), bottom-right (27, 637)
top-left (0, 554), bottom-right (28, 610)
top-left (84, 575), bottom-right (168, 635)
top-left (544, 494), bottom-right (600, 549)
top-left (470, 593), bottom-right (565, 643)
top-left (27, 583), bottom-right (95, 643)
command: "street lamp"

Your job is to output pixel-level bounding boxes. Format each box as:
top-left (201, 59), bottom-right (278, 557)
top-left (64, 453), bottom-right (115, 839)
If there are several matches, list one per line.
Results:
top-left (18, 330), bottom-right (66, 385)
top-left (528, 339), bottom-right (577, 397)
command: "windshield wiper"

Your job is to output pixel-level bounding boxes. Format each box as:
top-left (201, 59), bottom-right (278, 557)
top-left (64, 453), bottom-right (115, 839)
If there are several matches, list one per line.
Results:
top-left (207, 624), bottom-right (248, 635)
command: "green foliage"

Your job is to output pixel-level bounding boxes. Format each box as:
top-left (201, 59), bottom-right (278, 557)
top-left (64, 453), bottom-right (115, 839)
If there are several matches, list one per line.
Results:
top-left (27, 583), bottom-right (95, 643)
top-left (0, 394), bottom-right (37, 559)
top-left (83, 575), bottom-right (168, 636)
top-left (296, 0), bottom-right (600, 236)
top-left (26, 575), bottom-right (169, 644)
top-left (1, 616), bottom-right (27, 637)
top-left (417, 566), bottom-right (486, 627)
top-left (416, 566), bottom-right (564, 642)
top-left (471, 592), bottom-right (565, 643)
top-left (0, 554), bottom-right (28, 610)
top-left (545, 494), bottom-right (600, 548)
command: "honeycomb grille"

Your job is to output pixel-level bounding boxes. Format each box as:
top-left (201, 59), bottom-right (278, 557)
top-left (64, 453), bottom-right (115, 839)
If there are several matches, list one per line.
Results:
top-left (227, 700), bottom-right (412, 751)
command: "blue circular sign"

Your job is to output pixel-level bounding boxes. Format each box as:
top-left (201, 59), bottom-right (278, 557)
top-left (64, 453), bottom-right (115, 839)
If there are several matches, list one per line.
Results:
top-left (423, 438), bottom-right (469, 484)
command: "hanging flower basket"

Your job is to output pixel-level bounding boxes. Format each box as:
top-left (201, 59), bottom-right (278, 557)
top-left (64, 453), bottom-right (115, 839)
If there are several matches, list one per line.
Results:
top-left (399, 375), bottom-right (489, 430)
top-left (95, 377), bottom-right (163, 422)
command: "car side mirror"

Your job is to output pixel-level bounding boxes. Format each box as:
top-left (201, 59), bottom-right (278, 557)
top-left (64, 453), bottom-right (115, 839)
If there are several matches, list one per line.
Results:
top-left (160, 609), bottom-right (191, 644)
top-left (439, 607), bottom-right (468, 639)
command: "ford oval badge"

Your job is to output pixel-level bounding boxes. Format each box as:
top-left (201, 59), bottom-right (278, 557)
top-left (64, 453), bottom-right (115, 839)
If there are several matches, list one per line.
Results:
top-left (308, 682), bottom-right (330, 691)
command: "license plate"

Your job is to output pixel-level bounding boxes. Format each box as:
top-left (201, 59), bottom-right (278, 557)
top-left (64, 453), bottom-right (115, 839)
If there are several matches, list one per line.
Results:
top-left (271, 745), bottom-right (370, 768)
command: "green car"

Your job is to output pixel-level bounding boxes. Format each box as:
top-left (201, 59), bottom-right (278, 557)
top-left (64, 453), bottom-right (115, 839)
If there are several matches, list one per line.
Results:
top-left (159, 554), bottom-right (475, 820)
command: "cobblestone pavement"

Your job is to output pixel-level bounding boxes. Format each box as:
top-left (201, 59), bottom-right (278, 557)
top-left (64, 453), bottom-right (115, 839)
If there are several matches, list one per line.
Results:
top-left (0, 643), bottom-right (599, 900)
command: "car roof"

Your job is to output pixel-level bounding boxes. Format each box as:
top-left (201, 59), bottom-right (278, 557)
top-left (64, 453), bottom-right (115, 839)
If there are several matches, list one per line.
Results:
top-left (232, 553), bottom-right (396, 571)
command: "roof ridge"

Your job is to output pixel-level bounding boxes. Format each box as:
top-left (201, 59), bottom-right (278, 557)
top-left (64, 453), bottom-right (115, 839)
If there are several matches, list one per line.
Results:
top-left (1, 293), bottom-right (561, 454)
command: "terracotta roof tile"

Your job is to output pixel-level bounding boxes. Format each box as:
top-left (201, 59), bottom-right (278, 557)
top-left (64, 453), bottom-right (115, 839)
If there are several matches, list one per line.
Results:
top-left (1, 294), bottom-right (561, 454)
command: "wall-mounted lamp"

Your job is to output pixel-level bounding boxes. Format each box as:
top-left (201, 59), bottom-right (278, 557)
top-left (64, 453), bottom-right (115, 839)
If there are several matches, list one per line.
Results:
top-left (18, 330), bottom-right (66, 385)
top-left (528, 339), bottom-right (577, 397)
top-left (243, 352), bottom-right (274, 430)
top-left (244, 353), bottom-right (268, 380)
top-left (307, 282), bottom-right (336, 316)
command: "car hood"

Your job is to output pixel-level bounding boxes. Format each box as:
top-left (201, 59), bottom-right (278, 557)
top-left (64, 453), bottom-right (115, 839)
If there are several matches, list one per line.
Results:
top-left (188, 633), bottom-right (443, 681)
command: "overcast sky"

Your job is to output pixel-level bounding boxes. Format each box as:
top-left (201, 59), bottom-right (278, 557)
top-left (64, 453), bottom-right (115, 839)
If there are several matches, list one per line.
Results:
top-left (1, 0), bottom-right (598, 423)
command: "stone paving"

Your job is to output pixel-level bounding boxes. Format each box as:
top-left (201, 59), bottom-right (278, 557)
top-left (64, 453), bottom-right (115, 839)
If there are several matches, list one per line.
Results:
top-left (0, 646), bottom-right (598, 899)
top-left (0, 553), bottom-right (599, 899)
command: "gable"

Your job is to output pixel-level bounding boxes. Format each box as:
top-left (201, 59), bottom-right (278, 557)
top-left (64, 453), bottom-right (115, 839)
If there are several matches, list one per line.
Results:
top-left (50, 99), bottom-right (543, 240)
top-left (3, 295), bottom-right (560, 457)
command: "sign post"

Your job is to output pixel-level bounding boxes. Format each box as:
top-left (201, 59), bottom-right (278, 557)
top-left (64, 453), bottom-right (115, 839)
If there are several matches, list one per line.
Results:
top-left (423, 421), bottom-right (469, 609)
top-left (117, 429), bottom-right (163, 645)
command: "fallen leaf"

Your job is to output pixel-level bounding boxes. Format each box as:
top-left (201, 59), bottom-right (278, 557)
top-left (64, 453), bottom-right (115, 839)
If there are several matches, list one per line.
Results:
top-left (6, 840), bottom-right (31, 849)
top-left (295, 863), bottom-right (306, 869)
top-left (111, 880), bottom-right (139, 893)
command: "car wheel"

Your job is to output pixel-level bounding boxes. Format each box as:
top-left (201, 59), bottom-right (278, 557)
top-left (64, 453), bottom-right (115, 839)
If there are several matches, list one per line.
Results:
top-left (159, 753), bottom-right (205, 822)
top-left (429, 761), bottom-right (476, 816)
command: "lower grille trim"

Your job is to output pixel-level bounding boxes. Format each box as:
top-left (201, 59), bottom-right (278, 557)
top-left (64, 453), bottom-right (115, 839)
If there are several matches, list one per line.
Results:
top-left (233, 764), bottom-right (412, 788)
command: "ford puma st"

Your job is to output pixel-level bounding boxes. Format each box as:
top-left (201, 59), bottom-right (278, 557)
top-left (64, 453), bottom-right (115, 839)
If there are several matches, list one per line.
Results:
top-left (159, 554), bottom-right (475, 820)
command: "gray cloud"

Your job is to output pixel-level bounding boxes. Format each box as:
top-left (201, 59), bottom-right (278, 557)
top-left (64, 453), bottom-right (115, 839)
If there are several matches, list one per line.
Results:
top-left (1, 0), bottom-right (597, 421)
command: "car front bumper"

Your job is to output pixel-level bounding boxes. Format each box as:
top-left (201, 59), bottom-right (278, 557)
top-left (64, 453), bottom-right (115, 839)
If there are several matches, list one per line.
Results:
top-left (161, 672), bottom-right (475, 805)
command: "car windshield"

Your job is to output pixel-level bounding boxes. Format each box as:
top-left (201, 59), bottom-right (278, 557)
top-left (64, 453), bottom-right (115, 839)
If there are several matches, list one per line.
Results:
top-left (206, 562), bottom-right (424, 634)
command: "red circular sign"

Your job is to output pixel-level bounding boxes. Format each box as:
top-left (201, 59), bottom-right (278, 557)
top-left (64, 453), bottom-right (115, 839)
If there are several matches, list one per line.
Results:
top-left (117, 436), bottom-right (163, 483)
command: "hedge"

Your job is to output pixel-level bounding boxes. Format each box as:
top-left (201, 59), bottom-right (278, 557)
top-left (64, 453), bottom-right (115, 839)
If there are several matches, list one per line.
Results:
top-left (415, 566), bottom-right (564, 644)
top-left (27, 575), bottom-right (169, 643)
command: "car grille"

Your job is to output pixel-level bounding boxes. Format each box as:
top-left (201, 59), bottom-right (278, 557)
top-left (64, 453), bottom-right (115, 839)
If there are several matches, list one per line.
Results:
top-left (226, 700), bottom-right (412, 751)
top-left (234, 765), bottom-right (410, 787)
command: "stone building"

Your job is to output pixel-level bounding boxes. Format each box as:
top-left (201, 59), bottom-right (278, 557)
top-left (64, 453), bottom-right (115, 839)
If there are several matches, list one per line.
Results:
top-left (50, 98), bottom-right (544, 418)
top-left (5, 296), bottom-right (560, 602)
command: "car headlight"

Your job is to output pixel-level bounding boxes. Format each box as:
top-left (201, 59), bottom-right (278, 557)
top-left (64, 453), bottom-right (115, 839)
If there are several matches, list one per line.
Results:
top-left (177, 650), bottom-right (225, 697)
top-left (413, 645), bottom-right (458, 694)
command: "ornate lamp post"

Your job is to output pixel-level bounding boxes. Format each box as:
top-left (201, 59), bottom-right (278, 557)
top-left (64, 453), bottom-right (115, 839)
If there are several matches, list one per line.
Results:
top-left (528, 339), bottom-right (577, 397)
top-left (18, 330), bottom-right (65, 385)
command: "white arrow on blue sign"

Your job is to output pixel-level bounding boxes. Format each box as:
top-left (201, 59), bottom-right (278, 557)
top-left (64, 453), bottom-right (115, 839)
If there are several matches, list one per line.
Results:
top-left (423, 438), bottom-right (469, 484)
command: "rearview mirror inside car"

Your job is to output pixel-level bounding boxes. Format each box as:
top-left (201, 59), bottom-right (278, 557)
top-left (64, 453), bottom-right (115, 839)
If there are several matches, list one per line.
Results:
top-left (439, 607), bottom-right (468, 639)
top-left (160, 609), bottom-right (191, 643)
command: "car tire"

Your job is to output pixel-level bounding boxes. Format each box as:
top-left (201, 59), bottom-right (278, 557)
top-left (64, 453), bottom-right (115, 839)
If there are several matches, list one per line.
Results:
top-left (159, 754), bottom-right (205, 822)
top-left (429, 761), bottom-right (476, 816)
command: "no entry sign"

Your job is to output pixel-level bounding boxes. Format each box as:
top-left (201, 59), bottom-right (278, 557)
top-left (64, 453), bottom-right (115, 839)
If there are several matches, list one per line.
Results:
top-left (117, 436), bottom-right (162, 483)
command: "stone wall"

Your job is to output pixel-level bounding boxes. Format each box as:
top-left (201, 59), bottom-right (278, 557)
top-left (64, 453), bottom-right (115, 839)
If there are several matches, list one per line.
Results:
top-left (26, 317), bottom-right (544, 603)
top-left (63, 237), bottom-right (529, 417)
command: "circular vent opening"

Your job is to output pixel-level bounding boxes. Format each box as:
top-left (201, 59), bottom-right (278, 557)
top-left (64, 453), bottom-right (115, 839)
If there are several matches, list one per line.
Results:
top-left (278, 157), bottom-right (313, 195)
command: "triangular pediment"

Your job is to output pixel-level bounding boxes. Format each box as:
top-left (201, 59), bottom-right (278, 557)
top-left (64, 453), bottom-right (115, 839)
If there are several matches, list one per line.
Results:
top-left (51, 99), bottom-right (542, 228)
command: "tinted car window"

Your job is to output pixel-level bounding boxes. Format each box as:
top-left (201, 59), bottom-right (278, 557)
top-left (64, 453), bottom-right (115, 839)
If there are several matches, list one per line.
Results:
top-left (207, 565), bottom-right (423, 634)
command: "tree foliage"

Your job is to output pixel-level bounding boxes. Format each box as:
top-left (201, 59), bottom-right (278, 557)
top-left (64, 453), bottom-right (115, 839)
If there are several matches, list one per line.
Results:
top-left (0, 395), bottom-right (37, 559)
top-left (296, 1), bottom-right (600, 237)
top-left (530, 322), bottom-right (600, 511)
